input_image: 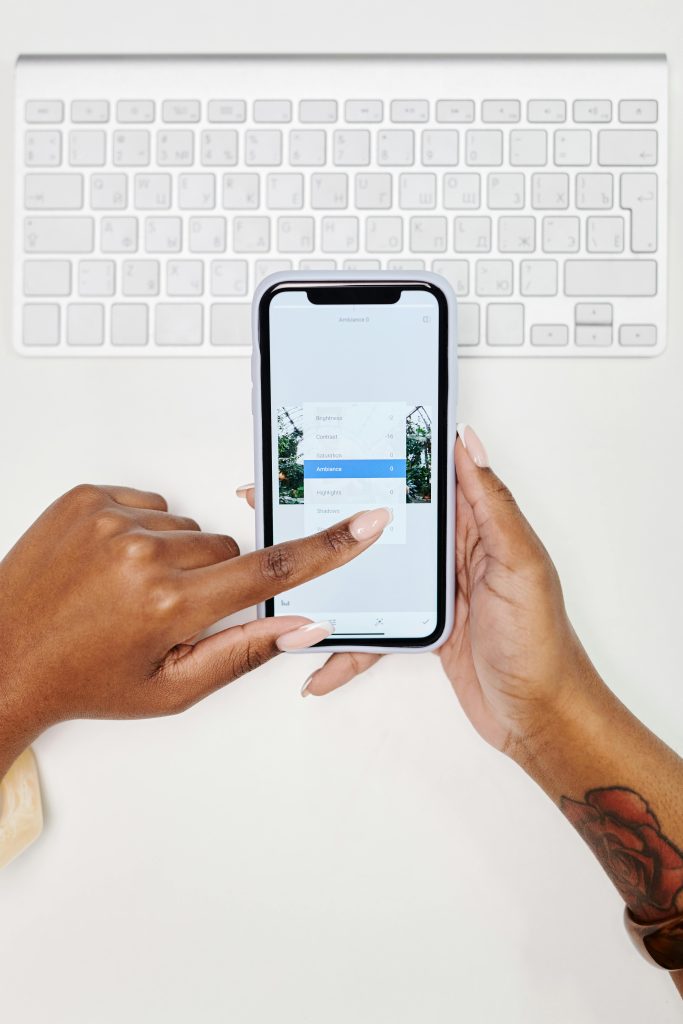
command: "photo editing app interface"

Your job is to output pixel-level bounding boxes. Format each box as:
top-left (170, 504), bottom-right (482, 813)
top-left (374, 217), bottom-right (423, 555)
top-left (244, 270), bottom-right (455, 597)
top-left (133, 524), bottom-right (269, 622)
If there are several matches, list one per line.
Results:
top-left (268, 287), bottom-right (441, 640)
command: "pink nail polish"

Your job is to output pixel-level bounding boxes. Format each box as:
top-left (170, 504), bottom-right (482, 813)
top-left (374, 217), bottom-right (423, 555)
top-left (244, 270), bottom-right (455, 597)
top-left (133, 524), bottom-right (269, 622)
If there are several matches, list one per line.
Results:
top-left (349, 506), bottom-right (393, 542)
top-left (235, 482), bottom-right (254, 497)
top-left (276, 621), bottom-right (333, 652)
top-left (457, 424), bottom-right (490, 469)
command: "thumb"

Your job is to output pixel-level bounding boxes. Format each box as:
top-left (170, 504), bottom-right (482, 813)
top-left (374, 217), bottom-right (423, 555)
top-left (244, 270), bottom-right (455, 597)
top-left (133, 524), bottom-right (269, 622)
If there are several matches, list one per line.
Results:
top-left (455, 425), bottom-right (541, 567)
top-left (151, 616), bottom-right (331, 714)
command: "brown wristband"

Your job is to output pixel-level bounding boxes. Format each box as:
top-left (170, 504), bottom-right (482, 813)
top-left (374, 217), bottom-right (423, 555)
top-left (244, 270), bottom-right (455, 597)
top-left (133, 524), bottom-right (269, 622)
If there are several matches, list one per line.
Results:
top-left (624, 907), bottom-right (683, 970)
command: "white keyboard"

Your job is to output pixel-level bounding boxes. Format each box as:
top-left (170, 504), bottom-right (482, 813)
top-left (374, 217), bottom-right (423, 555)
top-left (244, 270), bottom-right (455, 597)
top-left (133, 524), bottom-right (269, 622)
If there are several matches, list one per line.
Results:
top-left (14, 55), bottom-right (667, 357)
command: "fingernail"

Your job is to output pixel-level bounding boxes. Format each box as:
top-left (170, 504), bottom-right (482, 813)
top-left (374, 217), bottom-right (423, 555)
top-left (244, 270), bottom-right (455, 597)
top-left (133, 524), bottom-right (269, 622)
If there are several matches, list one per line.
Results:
top-left (301, 673), bottom-right (314, 698)
top-left (457, 424), bottom-right (490, 469)
top-left (235, 482), bottom-right (254, 498)
top-left (276, 621), bottom-right (333, 652)
top-left (349, 506), bottom-right (393, 542)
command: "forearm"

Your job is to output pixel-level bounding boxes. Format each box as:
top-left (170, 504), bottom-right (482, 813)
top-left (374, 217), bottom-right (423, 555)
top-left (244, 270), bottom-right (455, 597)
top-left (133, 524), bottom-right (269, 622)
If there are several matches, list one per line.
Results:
top-left (508, 660), bottom-right (683, 979)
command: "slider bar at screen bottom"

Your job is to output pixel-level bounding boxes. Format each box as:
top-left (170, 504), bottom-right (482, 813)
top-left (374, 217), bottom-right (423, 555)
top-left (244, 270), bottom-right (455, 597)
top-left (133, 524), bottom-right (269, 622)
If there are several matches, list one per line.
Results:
top-left (274, 611), bottom-right (436, 637)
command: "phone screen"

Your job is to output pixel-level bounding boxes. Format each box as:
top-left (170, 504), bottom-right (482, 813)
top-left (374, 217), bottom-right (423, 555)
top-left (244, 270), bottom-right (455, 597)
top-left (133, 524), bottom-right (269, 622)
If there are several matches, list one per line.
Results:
top-left (258, 281), bottom-right (449, 647)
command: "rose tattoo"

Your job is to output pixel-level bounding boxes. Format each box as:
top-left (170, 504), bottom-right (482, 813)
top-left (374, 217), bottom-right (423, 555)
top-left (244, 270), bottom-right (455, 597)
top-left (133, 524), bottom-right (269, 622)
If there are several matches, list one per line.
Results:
top-left (561, 787), bottom-right (683, 922)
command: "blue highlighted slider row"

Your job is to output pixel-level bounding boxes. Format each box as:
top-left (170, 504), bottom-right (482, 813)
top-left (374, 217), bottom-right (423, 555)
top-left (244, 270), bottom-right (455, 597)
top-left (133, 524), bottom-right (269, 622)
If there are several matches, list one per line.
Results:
top-left (304, 459), bottom-right (407, 479)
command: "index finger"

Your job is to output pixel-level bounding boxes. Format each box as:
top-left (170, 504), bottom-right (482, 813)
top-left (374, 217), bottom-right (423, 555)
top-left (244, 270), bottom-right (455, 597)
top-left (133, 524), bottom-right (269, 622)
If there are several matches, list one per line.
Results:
top-left (180, 506), bottom-right (392, 633)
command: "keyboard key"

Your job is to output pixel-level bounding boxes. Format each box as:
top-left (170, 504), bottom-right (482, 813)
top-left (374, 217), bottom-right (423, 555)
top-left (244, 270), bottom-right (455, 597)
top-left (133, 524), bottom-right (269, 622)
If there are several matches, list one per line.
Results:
top-left (189, 216), bottom-right (227, 253)
top-left (299, 260), bottom-right (337, 270)
top-left (179, 173), bottom-right (216, 210)
top-left (575, 303), bottom-right (613, 324)
top-left (207, 100), bottom-right (246, 123)
top-left (476, 259), bottom-right (513, 296)
top-left (311, 173), bottom-right (348, 209)
top-left (443, 173), bottom-right (480, 209)
top-left (619, 100), bottom-right (658, 123)
top-left (245, 130), bottom-right (282, 166)
top-left (24, 216), bottom-right (94, 253)
top-left (389, 259), bottom-right (425, 270)
top-left (299, 99), bottom-right (337, 123)
top-left (530, 324), bottom-right (568, 346)
top-left (542, 216), bottom-right (579, 252)
top-left (134, 173), bottom-right (172, 210)
top-left (482, 100), bottom-right (520, 123)
top-left (587, 216), bottom-right (624, 253)
top-left (487, 303), bottom-right (524, 346)
top-left (67, 303), bottom-right (104, 345)
top-left (576, 325), bottom-right (612, 346)
top-left (509, 130), bottom-right (547, 166)
top-left (267, 173), bottom-right (304, 210)
top-left (162, 100), bottom-right (200, 122)
top-left (345, 100), bottom-right (383, 123)
top-left (111, 304), bottom-right (148, 345)
top-left (487, 173), bottom-right (524, 210)
top-left (497, 216), bottom-right (535, 253)
top-left (71, 100), bottom-right (109, 123)
top-left (79, 259), bottom-right (115, 296)
top-left (598, 130), bottom-right (657, 166)
top-left (520, 259), bottom-right (558, 296)
top-left (527, 99), bottom-right (566, 123)
top-left (456, 302), bottom-right (480, 345)
top-left (69, 130), bottom-right (106, 166)
top-left (355, 173), bottom-right (392, 209)
top-left (531, 173), bottom-right (569, 209)
top-left (431, 259), bottom-right (469, 296)
top-left (123, 259), bottom-right (160, 296)
top-left (222, 173), bottom-right (259, 209)
top-left (116, 100), bottom-right (155, 123)
top-left (113, 130), bottom-right (150, 166)
top-left (23, 303), bottom-right (60, 345)
top-left (576, 173), bottom-right (614, 210)
top-left (410, 216), bottom-right (447, 253)
top-left (421, 130), bottom-right (459, 166)
top-left (436, 100), bottom-right (474, 123)
top-left (167, 259), bottom-right (204, 296)
top-left (454, 216), bottom-right (491, 252)
top-left (334, 130), bottom-right (371, 166)
top-left (25, 173), bottom-right (83, 210)
top-left (554, 130), bottom-right (591, 166)
top-left (155, 304), bottom-right (203, 345)
top-left (255, 260), bottom-right (293, 282)
top-left (290, 130), bottom-right (326, 166)
top-left (277, 216), bottom-right (315, 253)
top-left (25, 130), bottom-right (61, 167)
top-left (378, 130), bottom-right (414, 166)
top-left (572, 99), bottom-right (612, 122)
top-left (564, 259), bottom-right (657, 296)
top-left (26, 100), bottom-right (63, 123)
top-left (210, 303), bottom-right (251, 345)
top-left (23, 259), bottom-right (71, 296)
top-left (620, 173), bottom-right (657, 252)
top-left (321, 216), bottom-right (359, 253)
top-left (211, 260), bottom-right (248, 296)
top-left (157, 130), bottom-right (194, 166)
top-left (144, 216), bottom-right (181, 253)
top-left (254, 100), bottom-right (291, 123)
top-left (619, 324), bottom-right (657, 346)
top-left (366, 216), bottom-right (403, 252)
top-left (344, 259), bottom-right (381, 270)
top-left (465, 130), bottom-right (503, 166)
top-left (233, 216), bottom-right (270, 252)
top-left (102, 216), bottom-right (138, 253)
top-left (390, 100), bottom-right (429, 122)
top-left (201, 130), bottom-right (238, 166)
top-left (91, 173), bottom-right (127, 209)
top-left (399, 173), bottom-right (436, 210)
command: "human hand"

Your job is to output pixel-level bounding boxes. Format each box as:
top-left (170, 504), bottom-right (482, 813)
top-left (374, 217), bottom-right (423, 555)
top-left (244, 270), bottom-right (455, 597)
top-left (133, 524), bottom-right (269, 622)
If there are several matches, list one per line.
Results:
top-left (255, 427), bottom-right (596, 755)
top-left (0, 484), bottom-right (390, 773)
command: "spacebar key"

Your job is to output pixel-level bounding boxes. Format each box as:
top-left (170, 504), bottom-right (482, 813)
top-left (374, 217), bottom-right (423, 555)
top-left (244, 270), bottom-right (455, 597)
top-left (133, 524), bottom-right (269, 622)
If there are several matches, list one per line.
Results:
top-left (565, 259), bottom-right (656, 296)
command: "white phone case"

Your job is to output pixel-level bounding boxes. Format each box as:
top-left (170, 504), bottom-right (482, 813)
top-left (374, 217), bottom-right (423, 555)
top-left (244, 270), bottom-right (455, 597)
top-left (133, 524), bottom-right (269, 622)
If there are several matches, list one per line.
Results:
top-left (251, 270), bottom-right (458, 653)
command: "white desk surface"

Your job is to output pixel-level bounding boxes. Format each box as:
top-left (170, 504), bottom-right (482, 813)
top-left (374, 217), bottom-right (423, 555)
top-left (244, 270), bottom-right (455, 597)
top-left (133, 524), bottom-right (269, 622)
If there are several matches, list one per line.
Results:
top-left (1, 2), bottom-right (682, 1020)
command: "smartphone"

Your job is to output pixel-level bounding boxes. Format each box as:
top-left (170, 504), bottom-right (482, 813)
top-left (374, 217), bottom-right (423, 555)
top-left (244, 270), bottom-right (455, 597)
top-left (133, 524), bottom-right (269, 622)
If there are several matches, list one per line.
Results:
top-left (251, 271), bottom-right (457, 653)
